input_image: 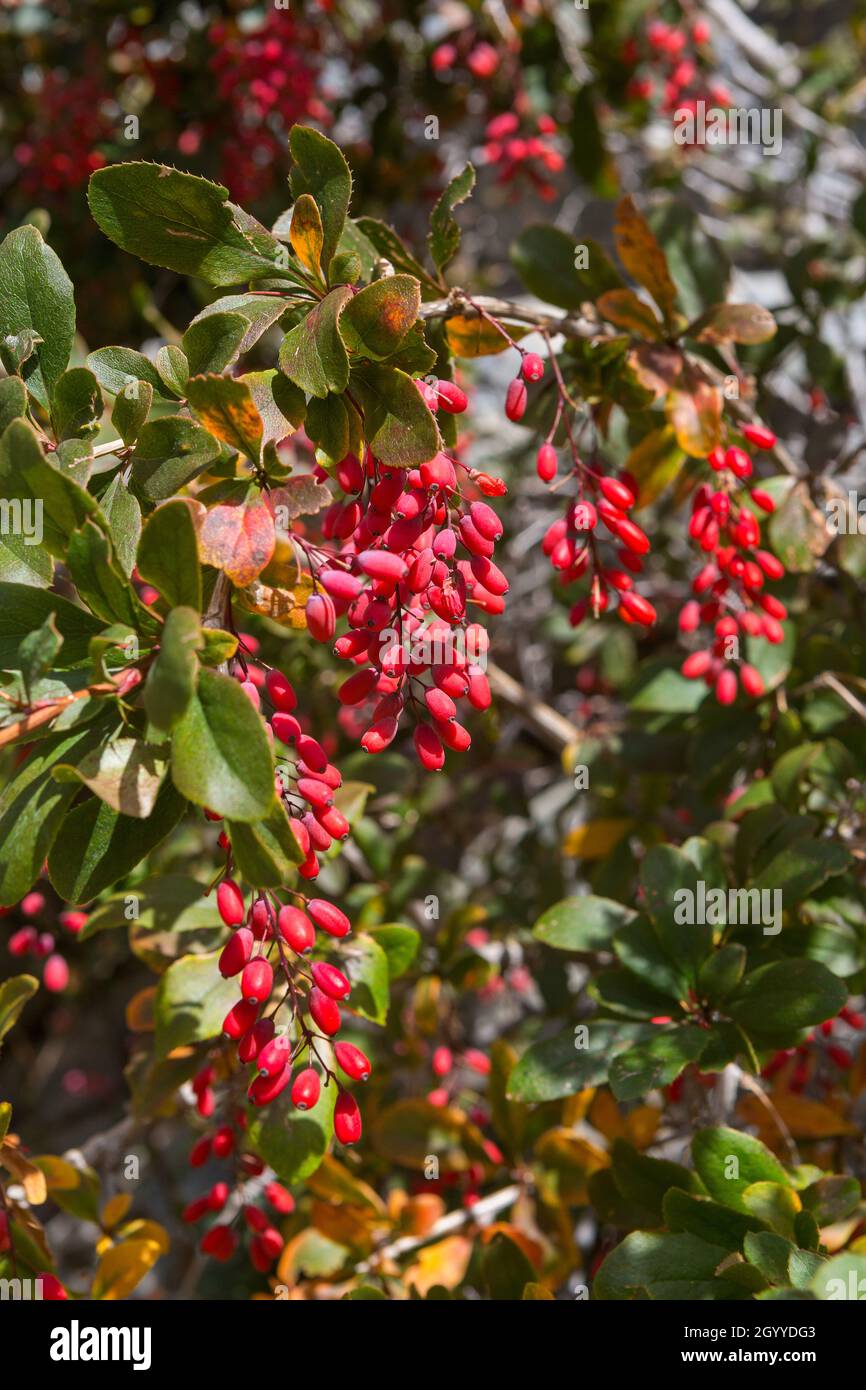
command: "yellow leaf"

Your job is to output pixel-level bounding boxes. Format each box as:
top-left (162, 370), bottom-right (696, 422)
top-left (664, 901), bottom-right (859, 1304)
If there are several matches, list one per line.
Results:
top-left (236, 574), bottom-right (314, 630)
top-left (626, 425), bottom-right (685, 507)
top-left (101, 1193), bottom-right (133, 1230)
top-left (404, 1235), bottom-right (472, 1295)
top-left (92, 1237), bottom-right (163, 1300)
top-left (589, 1089), bottom-right (627, 1141)
top-left (125, 985), bottom-right (156, 1032)
top-left (769, 1095), bottom-right (858, 1140)
top-left (289, 194), bottom-right (324, 277)
top-left (114, 1219), bottom-right (170, 1255)
top-left (562, 818), bottom-right (632, 859)
top-left (625, 1104), bottom-right (662, 1149)
top-left (523, 1282), bottom-right (555, 1299)
top-left (0, 1141), bottom-right (48, 1205)
top-left (666, 382), bottom-right (723, 457)
top-left (444, 313), bottom-right (528, 358)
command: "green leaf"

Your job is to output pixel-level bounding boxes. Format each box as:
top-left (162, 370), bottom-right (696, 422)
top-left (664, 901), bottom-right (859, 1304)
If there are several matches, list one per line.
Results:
top-left (18, 613), bottom-right (62, 695)
top-left (364, 924), bottom-right (420, 979)
top-left (507, 1020), bottom-right (651, 1102)
top-left (590, 965), bottom-right (680, 1020)
top-left (339, 275), bottom-right (421, 360)
top-left (88, 162), bottom-right (278, 286)
top-left (80, 872), bottom-right (219, 943)
top-left (228, 799), bottom-right (306, 887)
top-left (53, 736), bottom-right (167, 818)
top-left (109, 384), bottom-right (151, 452)
top-left (0, 975), bottom-right (39, 1045)
top-left (511, 225), bottom-right (623, 309)
top-left (727, 960), bottom-right (847, 1042)
top-left (65, 520), bottom-right (148, 629)
top-left (153, 949), bottom-right (239, 1058)
top-left (289, 127), bottom-right (352, 273)
top-left (136, 499), bottom-right (202, 611)
top-left (47, 781), bottom-right (187, 903)
top-left (247, 1080), bottom-right (336, 1184)
top-left (0, 722), bottom-right (109, 905)
top-left (51, 368), bottom-right (102, 441)
top-left (533, 894), bottom-right (634, 951)
top-left (611, 1140), bottom-right (699, 1221)
top-left (482, 1233), bottom-right (534, 1301)
top-left (144, 607), bottom-right (202, 732)
top-left (593, 1231), bottom-right (731, 1301)
top-left (99, 473), bottom-right (142, 578)
top-left (131, 416), bottom-right (222, 503)
top-left (305, 393), bottom-right (351, 461)
top-left (691, 1127), bottom-right (789, 1212)
top-left (608, 1025), bottom-right (709, 1102)
top-left (811, 1251), bottom-right (866, 1300)
top-left (87, 346), bottom-right (170, 400)
top-left (187, 294), bottom-right (288, 356)
top-left (185, 372), bottom-right (265, 463)
top-left (613, 915), bottom-right (689, 999)
top-left (0, 376), bottom-right (27, 434)
top-left (640, 843), bottom-right (714, 981)
top-left (155, 344), bottom-right (190, 397)
top-left (428, 164), bottom-right (475, 275)
top-left (350, 363), bottom-right (439, 468)
top-left (0, 225), bottom-right (75, 407)
top-left (182, 311), bottom-right (249, 376)
top-left (664, 1188), bottom-right (767, 1249)
top-left (697, 944), bottom-right (747, 1003)
top-left (170, 667), bottom-right (275, 822)
top-left (342, 932), bottom-right (390, 1024)
top-left (801, 1175), bottom-right (861, 1226)
top-left (278, 287), bottom-right (352, 399)
top-left (354, 218), bottom-right (441, 296)
top-left (0, 418), bottom-right (106, 560)
top-left (0, 582), bottom-right (104, 669)
top-left (750, 835), bottom-right (851, 902)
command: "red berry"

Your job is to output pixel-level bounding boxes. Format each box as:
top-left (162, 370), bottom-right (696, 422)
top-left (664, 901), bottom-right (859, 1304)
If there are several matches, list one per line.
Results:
top-left (716, 669), bottom-right (738, 705)
top-left (521, 352), bottom-right (545, 382)
top-left (306, 899), bottom-right (351, 938)
top-left (219, 927), bottom-right (254, 978)
top-left (742, 423), bottom-right (776, 449)
top-left (334, 1041), bottom-right (372, 1082)
top-left (43, 954), bottom-right (69, 992)
top-left (536, 444), bottom-right (557, 482)
top-left (265, 1181), bottom-right (295, 1214)
top-left (505, 378), bottom-right (527, 422)
top-left (222, 999), bottom-right (259, 1040)
top-left (189, 1136), bottom-right (211, 1167)
top-left (334, 1091), bottom-right (362, 1145)
top-left (278, 905), bottom-right (316, 954)
top-left (241, 957), bottom-right (273, 1006)
top-left (740, 664), bottom-right (765, 698)
top-left (309, 987), bottom-right (341, 1036)
top-left (200, 1225), bottom-right (238, 1261)
top-left (291, 1067), bottom-right (321, 1111)
top-left (217, 879), bottom-right (245, 928)
top-left (435, 380), bottom-right (468, 414)
top-left (311, 961), bottom-right (351, 1000)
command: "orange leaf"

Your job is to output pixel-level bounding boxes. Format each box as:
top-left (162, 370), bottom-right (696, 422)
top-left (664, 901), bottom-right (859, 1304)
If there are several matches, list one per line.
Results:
top-left (404, 1234), bottom-right (472, 1295)
top-left (614, 196), bottom-right (679, 326)
top-left (666, 382), bottom-right (723, 457)
top-left (289, 194), bottom-right (324, 277)
top-left (198, 500), bottom-right (276, 586)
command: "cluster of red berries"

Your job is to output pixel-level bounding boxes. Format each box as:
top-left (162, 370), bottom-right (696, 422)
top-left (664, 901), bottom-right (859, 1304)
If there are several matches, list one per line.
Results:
top-left (184, 1108), bottom-right (295, 1270)
top-left (481, 112), bottom-right (564, 202)
top-left (14, 74), bottom-right (109, 195)
top-left (534, 431), bottom-right (657, 632)
top-left (206, 13), bottom-right (327, 202)
top-left (287, 394), bottom-right (503, 772)
top-left (432, 38), bottom-right (502, 82)
top-left (3, 891), bottom-right (86, 993)
top-left (622, 12), bottom-right (731, 122)
top-left (678, 424), bottom-right (785, 705)
top-left (762, 1005), bottom-right (865, 1093)
top-left (214, 877), bottom-right (367, 1133)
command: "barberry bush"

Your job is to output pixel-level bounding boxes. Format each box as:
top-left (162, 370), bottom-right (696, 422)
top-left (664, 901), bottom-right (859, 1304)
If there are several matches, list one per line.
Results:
top-left (1, 2), bottom-right (865, 1306)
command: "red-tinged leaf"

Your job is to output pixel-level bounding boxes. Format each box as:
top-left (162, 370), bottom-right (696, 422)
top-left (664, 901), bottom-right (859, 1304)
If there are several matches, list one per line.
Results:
top-left (614, 196), bottom-right (679, 327)
top-left (626, 343), bottom-right (683, 398)
top-left (666, 382), bottom-right (723, 457)
top-left (689, 303), bottom-right (777, 346)
top-left (197, 500), bottom-right (276, 586)
top-left (597, 289), bottom-right (663, 339)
